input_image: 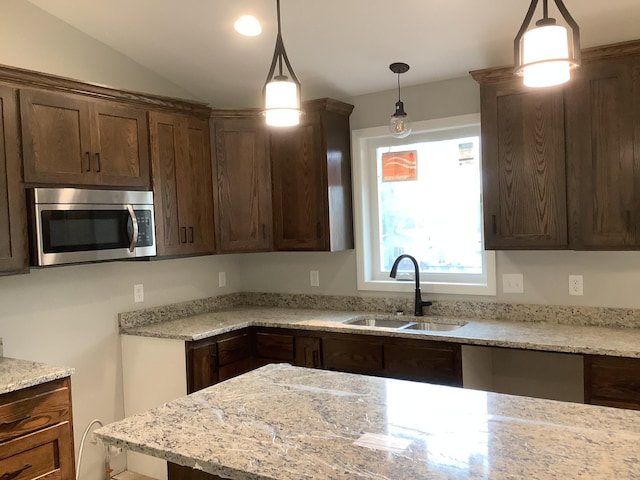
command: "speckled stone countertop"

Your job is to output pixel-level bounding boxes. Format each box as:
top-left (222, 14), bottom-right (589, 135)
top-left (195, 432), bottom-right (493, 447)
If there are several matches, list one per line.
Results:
top-left (95, 363), bottom-right (640, 480)
top-left (121, 306), bottom-right (640, 358)
top-left (0, 357), bottom-right (74, 395)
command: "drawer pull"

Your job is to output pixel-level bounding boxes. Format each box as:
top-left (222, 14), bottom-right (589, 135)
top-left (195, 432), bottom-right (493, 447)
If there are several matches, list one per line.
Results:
top-left (1, 464), bottom-right (32, 480)
top-left (0, 415), bottom-right (30, 428)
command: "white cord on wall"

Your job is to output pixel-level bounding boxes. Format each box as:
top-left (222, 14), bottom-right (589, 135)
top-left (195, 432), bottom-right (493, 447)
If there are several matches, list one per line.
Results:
top-left (76, 418), bottom-right (112, 480)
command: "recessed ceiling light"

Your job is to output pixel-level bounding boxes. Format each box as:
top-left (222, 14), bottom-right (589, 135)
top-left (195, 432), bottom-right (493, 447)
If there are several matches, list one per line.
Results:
top-left (234, 15), bottom-right (262, 36)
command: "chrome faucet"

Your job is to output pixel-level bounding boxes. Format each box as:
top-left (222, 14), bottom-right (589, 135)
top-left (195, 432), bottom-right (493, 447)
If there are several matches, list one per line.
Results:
top-left (389, 254), bottom-right (432, 316)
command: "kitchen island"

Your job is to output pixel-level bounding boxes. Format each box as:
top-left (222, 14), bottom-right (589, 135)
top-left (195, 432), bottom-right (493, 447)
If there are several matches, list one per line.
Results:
top-left (95, 363), bottom-right (640, 480)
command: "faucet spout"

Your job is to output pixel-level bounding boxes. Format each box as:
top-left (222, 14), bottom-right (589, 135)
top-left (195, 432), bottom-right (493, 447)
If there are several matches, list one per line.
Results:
top-left (389, 254), bottom-right (432, 316)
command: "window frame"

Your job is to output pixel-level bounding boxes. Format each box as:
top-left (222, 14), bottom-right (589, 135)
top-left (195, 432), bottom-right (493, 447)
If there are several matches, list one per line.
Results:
top-left (351, 113), bottom-right (496, 296)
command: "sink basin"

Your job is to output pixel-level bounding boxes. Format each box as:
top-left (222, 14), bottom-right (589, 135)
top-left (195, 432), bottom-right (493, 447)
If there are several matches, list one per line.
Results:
top-left (401, 322), bottom-right (466, 332)
top-left (342, 317), bottom-right (413, 329)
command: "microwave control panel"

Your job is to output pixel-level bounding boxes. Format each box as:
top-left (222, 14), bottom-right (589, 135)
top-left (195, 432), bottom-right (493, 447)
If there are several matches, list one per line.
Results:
top-left (134, 210), bottom-right (154, 247)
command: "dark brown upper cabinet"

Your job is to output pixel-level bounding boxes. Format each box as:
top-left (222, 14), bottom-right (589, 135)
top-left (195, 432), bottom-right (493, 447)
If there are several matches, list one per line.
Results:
top-left (478, 80), bottom-right (568, 249)
top-left (270, 98), bottom-right (354, 251)
top-left (472, 39), bottom-right (640, 251)
top-left (20, 88), bottom-right (150, 188)
top-left (566, 56), bottom-right (640, 249)
top-left (150, 112), bottom-right (215, 257)
top-left (0, 85), bottom-right (28, 275)
top-left (212, 112), bottom-right (273, 253)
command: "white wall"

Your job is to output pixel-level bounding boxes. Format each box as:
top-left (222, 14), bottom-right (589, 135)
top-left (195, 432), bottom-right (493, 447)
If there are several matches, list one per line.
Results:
top-left (0, 0), bottom-right (195, 100)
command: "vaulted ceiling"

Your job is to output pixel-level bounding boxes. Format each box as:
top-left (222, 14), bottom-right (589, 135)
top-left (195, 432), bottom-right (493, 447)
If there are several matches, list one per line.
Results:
top-left (27, 0), bottom-right (640, 107)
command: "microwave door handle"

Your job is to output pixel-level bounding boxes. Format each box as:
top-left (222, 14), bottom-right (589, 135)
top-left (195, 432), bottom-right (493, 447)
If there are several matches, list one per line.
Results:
top-left (126, 205), bottom-right (139, 253)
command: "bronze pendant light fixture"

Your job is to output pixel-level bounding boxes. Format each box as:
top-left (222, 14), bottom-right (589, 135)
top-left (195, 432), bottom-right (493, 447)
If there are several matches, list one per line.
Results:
top-left (389, 62), bottom-right (412, 138)
top-left (514, 0), bottom-right (580, 88)
top-left (263, 0), bottom-right (303, 127)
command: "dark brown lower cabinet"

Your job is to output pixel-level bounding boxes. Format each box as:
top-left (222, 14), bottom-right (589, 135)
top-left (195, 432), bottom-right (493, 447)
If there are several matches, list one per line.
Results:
top-left (294, 335), bottom-right (322, 368)
top-left (322, 334), bottom-right (384, 375)
top-left (584, 355), bottom-right (640, 410)
top-left (168, 463), bottom-right (224, 480)
top-left (253, 329), bottom-right (295, 367)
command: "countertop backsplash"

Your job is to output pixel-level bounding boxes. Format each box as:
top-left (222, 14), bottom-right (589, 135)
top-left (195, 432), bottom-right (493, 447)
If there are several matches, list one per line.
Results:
top-left (119, 292), bottom-right (640, 331)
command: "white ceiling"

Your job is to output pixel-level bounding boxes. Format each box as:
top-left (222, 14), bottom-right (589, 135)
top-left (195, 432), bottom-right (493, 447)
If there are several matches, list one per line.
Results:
top-left (27, 0), bottom-right (640, 108)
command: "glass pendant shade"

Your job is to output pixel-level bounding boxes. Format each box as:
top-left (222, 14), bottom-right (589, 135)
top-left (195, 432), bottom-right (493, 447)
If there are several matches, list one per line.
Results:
top-left (388, 63), bottom-right (412, 139)
top-left (390, 115), bottom-right (411, 138)
top-left (265, 79), bottom-right (301, 127)
top-left (514, 0), bottom-right (580, 88)
top-left (522, 25), bottom-right (570, 87)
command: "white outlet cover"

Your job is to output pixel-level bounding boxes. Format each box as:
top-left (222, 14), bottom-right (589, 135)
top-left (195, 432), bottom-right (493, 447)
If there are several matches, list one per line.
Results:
top-left (310, 270), bottom-right (320, 287)
top-left (569, 275), bottom-right (583, 296)
top-left (218, 271), bottom-right (227, 288)
top-left (134, 284), bottom-right (144, 302)
top-left (502, 273), bottom-right (524, 294)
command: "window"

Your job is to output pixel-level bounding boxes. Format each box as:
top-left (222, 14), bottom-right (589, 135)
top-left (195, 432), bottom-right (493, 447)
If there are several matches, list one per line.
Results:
top-left (352, 114), bottom-right (496, 295)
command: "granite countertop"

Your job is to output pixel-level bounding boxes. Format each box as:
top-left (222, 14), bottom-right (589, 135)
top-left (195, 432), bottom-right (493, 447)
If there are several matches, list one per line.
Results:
top-left (95, 363), bottom-right (640, 479)
top-left (0, 357), bottom-right (75, 395)
top-left (121, 306), bottom-right (640, 358)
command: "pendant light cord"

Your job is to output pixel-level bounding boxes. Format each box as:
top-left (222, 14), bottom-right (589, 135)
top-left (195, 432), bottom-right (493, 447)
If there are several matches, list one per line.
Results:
top-left (397, 74), bottom-right (401, 102)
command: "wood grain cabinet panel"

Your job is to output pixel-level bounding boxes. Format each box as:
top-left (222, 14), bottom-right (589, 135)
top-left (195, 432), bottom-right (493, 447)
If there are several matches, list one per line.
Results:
top-left (294, 335), bottom-right (322, 368)
top-left (212, 113), bottom-right (272, 253)
top-left (20, 88), bottom-right (150, 188)
top-left (0, 378), bottom-right (75, 480)
top-left (384, 339), bottom-right (462, 386)
top-left (150, 112), bottom-right (215, 257)
top-left (479, 81), bottom-right (568, 249)
top-left (270, 99), bottom-right (354, 251)
top-left (585, 355), bottom-right (640, 410)
top-left (566, 57), bottom-right (640, 249)
top-left (186, 339), bottom-right (218, 394)
top-left (322, 335), bottom-right (384, 375)
top-left (0, 85), bottom-right (27, 275)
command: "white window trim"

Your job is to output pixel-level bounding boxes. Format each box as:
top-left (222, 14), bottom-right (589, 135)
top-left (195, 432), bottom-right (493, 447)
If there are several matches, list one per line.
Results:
top-left (351, 113), bottom-right (496, 296)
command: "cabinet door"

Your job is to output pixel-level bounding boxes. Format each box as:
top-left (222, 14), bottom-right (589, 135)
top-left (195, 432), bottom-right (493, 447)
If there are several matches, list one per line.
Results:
top-left (322, 335), bottom-right (384, 376)
top-left (584, 355), bottom-right (640, 410)
top-left (217, 332), bottom-right (252, 382)
top-left (91, 101), bottom-right (150, 188)
top-left (566, 59), bottom-right (640, 248)
top-left (481, 82), bottom-right (568, 249)
top-left (150, 112), bottom-right (186, 256)
top-left (186, 339), bottom-right (218, 394)
top-left (184, 117), bottom-right (215, 253)
top-left (20, 89), bottom-right (92, 185)
top-left (213, 116), bottom-right (272, 253)
top-left (270, 111), bottom-right (327, 250)
top-left (150, 112), bottom-right (215, 257)
top-left (254, 331), bottom-right (294, 368)
top-left (0, 86), bottom-right (28, 275)
top-left (384, 339), bottom-right (462, 387)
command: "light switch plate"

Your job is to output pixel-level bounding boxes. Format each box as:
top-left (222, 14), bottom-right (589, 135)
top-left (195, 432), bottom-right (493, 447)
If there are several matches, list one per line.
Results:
top-left (502, 273), bottom-right (524, 294)
top-left (134, 284), bottom-right (144, 303)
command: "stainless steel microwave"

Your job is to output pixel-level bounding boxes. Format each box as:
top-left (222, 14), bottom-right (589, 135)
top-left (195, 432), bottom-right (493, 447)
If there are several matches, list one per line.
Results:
top-left (27, 188), bottom-right (156, 266)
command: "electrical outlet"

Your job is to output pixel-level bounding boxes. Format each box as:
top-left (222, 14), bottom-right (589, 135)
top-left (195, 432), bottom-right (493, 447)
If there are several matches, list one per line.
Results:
top-left (502, 273), bottom-right (524, 294)
top-left (310, 270), bottom-right (320, 287)
top-left (569, 275), bottom-right (583, 296)
top-left (134, 284), bottom-right (144, 303)
top-left (218, 271), bottom-right (226, 288)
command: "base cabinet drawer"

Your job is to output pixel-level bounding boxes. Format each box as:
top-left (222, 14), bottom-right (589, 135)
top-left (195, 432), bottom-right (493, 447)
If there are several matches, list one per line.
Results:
top-left (585, 355), bottom-right (640, 410)
top-left (384, 340), bottom-right (463, 387)
top-left (0, 422), bottom-right (74, 480)
top-left (322, 336), bottom-right (384, 375)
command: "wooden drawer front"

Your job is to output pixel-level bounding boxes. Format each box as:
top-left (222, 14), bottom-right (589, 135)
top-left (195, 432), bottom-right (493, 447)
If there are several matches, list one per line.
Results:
top-left (585, 355), bottom-right (640, 409)
top-left (384, 342), bottom-right (463, 386)
top-left (0, 422), bottom-right (74, 480)
top-left (217, 334), bottom-right (252, 367)
top-left (294, 336), bottom-right (322, 368)
top-left (218, 358), bottom-right (254, 383)
top-left (322, 337), bottom-right (383, 375)
top-left (0, 380), bottom-right (70, 443)
top-left (255, 332), bottom-right (294, 362)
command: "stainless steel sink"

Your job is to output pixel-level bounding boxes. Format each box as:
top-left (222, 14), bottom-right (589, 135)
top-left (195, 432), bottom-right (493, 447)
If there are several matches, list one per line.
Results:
top-left (342, 317), bottom-right (413, 329)
top-left (342, 316), bottom-right (466, 332)
top-left (401, 322), bottom-right (466, 332)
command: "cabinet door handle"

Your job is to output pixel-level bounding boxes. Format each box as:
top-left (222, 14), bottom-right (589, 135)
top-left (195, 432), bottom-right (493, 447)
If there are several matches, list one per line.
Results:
top-left (491, 215), bottom-right (497, 235)
top-left (85, 152), bottom-right (91, 172)
top-left (626, 210), bottom-right (632, 233)
top-left (188, 227), bottom-right (194, 243)
top-left (180, 227), bottom-right (187, 244)
top-left (1, 464), bottom-right (32, 480)
top-left (261, 223), bottom-right (266, 240)
top-left (209, 354), bottom-right (218, 384)
top-left (95, 152), bottom-right (102, 172)
top-left (0, 415), bottom-right (30, 428)
top-left (316, 222), bottom-right (322, 239)
top-left (312, 350), bottom-right (320, 368)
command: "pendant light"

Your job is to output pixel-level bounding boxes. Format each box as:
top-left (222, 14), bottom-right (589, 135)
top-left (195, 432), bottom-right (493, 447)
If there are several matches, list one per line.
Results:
top-left (514, 0), bottom-right (580, 88)
top-left (389, 62), bottom-right (412, 139)
top-left (263, 0), bottom-right (302, 127)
